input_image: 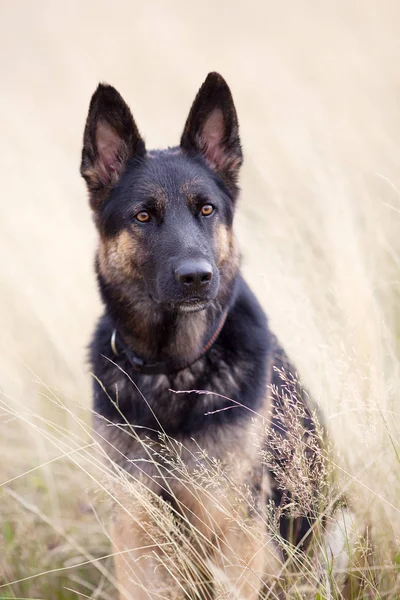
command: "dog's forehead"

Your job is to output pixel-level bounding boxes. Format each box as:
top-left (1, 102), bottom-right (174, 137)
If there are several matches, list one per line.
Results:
top-left (133, 151), bottom-right (218, 202)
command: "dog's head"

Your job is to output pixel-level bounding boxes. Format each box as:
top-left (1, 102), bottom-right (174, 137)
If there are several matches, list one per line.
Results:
top-left (81, 73), bottom-right (242, 315)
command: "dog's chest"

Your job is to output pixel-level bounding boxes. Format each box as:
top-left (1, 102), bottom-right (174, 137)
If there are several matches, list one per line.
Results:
top-left (137, 353), bottom-right (244, 406)
top-left (96, 352), bottom-right (269, 475)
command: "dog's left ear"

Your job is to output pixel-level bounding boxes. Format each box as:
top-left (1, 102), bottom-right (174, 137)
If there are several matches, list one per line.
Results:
top-left (180, 72), bottom-right (243, 194)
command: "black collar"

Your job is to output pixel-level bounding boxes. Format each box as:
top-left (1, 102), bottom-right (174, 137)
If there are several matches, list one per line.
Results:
top-left (110, 306), bottom-right (229, 376)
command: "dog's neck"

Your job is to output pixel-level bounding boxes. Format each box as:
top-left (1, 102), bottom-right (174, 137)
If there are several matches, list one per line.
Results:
top-left (112, 303), bottom-right (230, 374)
top-left (108, 296), bottom-right (225, 365)
top-left (99, 270), bottom-right (239, 368)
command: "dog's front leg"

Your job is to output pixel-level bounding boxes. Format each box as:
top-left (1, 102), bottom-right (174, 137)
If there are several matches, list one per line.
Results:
top-left (111, 504), bottom-right (187, 600)
top-left (211, 517), bottom-right (281, 599)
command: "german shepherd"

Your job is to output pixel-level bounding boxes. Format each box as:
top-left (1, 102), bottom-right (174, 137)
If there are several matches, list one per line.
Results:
top-left (81, 73), bottom-right (351, 599)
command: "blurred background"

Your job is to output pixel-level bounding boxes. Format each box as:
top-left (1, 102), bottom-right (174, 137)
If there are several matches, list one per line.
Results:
top-left (1, 1), bottom-right (400, 597)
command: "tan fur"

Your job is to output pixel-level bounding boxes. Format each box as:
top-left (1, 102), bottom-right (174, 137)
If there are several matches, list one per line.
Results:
top-left (216, 224), bottom-right (231, 266)
top-left (81, 165), bottom-right (101, 188)
top-left (112, 498), bottom-right (281, 600)
top-left (98, 230), bottom-right (141, 282)
top-left (81, 165), bottom-right (111, 211)
top-left (212, 521), bottom-right (281, 600)
top-left (169, 310), bottom-right (208, 360)
top-left (112, 500), bottom-right (181, 600)
top-left (179, 177), bottom-right (202, 201)
top-left (141, 183), bottom-right (168, 210)
top-left (219, 229), bottom-right (240, 282)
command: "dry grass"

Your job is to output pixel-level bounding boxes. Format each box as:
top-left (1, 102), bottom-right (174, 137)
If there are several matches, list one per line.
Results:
top-left (1, 0), bottom-right (400, 598)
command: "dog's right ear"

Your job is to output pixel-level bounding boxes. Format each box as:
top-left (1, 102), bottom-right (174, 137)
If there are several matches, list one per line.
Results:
top-left (80, 84), bottom-right (145, 209)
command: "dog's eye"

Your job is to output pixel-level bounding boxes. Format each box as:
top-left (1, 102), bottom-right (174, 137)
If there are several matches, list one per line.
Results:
top-left (201, 204), bottom-right (214, 217)
top-left (135, 211), bottom-right (151, 223)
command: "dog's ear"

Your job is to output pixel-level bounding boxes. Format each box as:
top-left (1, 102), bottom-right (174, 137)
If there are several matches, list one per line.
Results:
top-left (180, 72), bottom-right (242, 194)
top-left (80, 84), bottom-right (145, 209)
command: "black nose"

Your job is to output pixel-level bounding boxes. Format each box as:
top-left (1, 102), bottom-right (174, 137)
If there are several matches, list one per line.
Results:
top-left (175, 259), bottom-right (213, 292)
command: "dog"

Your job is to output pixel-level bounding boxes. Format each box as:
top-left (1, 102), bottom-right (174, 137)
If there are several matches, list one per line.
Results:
top-left (81, 73), bottom-right (354, 599)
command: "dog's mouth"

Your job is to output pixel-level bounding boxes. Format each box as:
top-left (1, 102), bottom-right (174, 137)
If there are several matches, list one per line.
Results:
top-left (149, 294), bottom-right (209, 313)
top-left (175, 298), bottom-right (209, 313)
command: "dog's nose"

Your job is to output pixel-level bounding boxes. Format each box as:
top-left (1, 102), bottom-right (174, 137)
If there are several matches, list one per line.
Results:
top-left (175, 259), bottom-right (213, 291)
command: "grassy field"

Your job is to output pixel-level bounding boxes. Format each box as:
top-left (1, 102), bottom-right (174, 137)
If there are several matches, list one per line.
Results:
top-left (1, 1), bottom-right (400, 598)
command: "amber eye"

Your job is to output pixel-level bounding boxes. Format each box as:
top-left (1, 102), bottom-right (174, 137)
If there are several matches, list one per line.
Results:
top-left (201, 204), bottom-right (214, 217)
top-left (135, 211), bottom-right (151, 223)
